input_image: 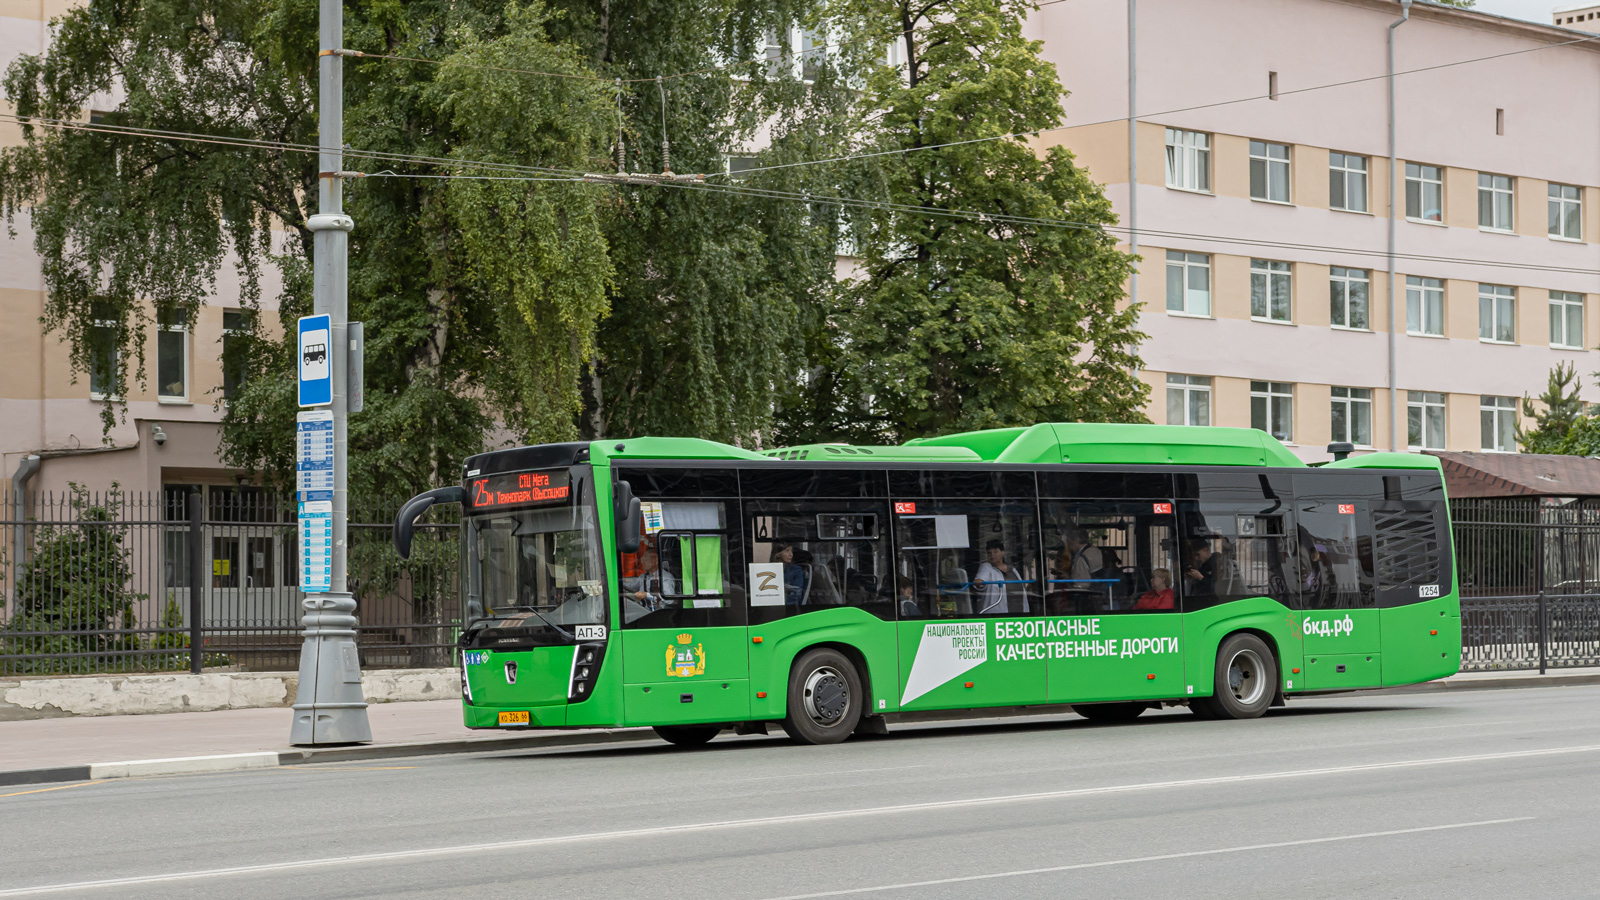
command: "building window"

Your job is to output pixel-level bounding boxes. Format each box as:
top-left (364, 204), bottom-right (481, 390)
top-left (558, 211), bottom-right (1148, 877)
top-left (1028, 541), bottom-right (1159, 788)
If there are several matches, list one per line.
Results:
top-left (222, 309), bottom-right (255, 400)
top-left (1165, 128), bottom-right (1210, 192)
top-left (1250, 381), bottom-right (1294, 442)
top-left (1478, 173), bottom-right (1514, 231)
top-left (1165, 251), bottom-right (1211, 316)
top-left (1329, 152), bottom-right (1368, 212)
top-left (87, 315), bottom-right (120, 400)
top-left (1405, 163), bottom-right (1443, 223)
top-left (1249, 140), bottom-right (1290, 203)
top-left (1331, 386), bottom-right (1373, 447)
top-left (1406, 276), bottom-right (1445, 336)
top-left (1250, 259), bottom-right (1292, 323)
top-left (1550, 291), bottom-right (1585, 350)
top-left (1479, 284), bottom-right (1516, 344)
top-left (1330, 267), bottom-right (1370, 330)
top-left (1407, 391), bottom-right (1446, 451)
top-left (1549, 183), bottom-right (1582, 240)
top-left (1480, 395), bottom-right (1517, 452)
top-left (157, 309), bottom-right (188, 401)
top-left (1166, 374), bottom-right (1211, 427)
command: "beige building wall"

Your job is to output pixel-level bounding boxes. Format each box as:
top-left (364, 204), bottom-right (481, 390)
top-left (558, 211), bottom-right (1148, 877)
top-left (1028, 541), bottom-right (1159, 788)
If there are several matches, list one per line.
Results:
top-left (1035, 0), bottom-right (1600, 461)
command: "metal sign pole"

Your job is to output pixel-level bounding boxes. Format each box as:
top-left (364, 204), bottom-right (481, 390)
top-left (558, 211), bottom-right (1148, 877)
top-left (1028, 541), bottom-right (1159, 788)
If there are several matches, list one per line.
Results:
top-left (290, 0), bottom-right (371, 745)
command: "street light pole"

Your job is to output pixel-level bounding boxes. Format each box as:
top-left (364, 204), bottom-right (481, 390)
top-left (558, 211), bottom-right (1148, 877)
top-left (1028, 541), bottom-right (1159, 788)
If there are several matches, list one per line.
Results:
top-left (290, 0), bottom-right (371, 745)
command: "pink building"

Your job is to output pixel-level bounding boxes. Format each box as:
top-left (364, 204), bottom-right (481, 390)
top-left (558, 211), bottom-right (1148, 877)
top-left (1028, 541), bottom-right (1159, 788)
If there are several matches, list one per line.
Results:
top-left (1030, 0), bottom-right (1600, 461)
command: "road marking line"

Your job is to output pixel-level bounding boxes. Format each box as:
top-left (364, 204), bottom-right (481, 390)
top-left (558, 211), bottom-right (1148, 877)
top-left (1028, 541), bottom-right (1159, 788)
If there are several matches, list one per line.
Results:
top-left (0, 782), bottom-right (102, 800)
top-left (0, 744), bottom-right (1592, 896)
top-left (759, 817), bottom-right (1536, 899)
top-left (740, 765), bottom-right (927, 781)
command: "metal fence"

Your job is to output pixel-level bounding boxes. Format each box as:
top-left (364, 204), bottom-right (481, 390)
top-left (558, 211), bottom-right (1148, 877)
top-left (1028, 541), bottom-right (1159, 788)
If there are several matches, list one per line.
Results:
top-left (4, 489), bottom-right (1596, 676)
top-left (1454, 498), bottom-right (1600, 672)
top-left (0, 487), bottom-right (459, 676)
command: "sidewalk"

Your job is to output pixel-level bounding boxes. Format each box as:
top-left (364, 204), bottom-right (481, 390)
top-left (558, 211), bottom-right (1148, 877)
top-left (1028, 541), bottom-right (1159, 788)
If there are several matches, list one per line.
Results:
top-left (4, 667), bottom-right (1597, 787)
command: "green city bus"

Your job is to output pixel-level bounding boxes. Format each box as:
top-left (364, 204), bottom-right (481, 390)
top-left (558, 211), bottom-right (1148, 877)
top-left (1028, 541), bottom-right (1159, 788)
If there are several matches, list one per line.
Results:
top-left (393, 423), bottom-right (1460, 745)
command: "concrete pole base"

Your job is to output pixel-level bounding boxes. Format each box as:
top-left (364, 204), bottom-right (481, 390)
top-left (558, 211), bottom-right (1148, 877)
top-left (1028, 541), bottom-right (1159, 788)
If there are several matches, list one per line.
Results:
top-left (289, 592), bottom-right (372, 745)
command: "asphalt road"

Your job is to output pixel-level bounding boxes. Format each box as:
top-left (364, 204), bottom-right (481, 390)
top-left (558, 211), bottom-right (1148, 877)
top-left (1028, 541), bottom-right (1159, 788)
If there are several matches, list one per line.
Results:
top-left (5, 685), bottom-right (1600, 899)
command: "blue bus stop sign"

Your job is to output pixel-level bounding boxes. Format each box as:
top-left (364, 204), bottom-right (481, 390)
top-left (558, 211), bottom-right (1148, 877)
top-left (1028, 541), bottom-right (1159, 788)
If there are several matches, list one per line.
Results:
top-left (298, 314), bottom-right (332, 407)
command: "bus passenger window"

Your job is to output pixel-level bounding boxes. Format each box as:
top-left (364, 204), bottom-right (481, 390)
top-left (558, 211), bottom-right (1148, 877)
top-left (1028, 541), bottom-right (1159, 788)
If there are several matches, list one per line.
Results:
top-left (746, 501), bottom-right (894, 623)
top-left (894, 504), bottom-right (1040, 619)
top-left (1042, 501), bottom-right (1177, 614)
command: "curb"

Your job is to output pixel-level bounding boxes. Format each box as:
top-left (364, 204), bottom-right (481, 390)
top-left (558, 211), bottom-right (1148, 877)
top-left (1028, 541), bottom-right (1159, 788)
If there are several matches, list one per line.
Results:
top-left (5, 672), bottom-right (1595, 789)
top-left (1374, 671), bottom-right (1600, 693)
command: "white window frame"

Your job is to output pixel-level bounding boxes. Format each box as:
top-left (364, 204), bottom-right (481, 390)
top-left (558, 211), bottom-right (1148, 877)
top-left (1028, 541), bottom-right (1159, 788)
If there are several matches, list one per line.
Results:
top-left (1478, 284), bottom-right (1516, 344)
top-left (1549, 183), bottom-right (1582, 241)
top-left (1250, 381), bottom-right (1294, 442)
top-left (1480, 395), bottom-right (1517, 453)
top-left (1550, 291), bottom-right (1585, 350)
top-left (157, 312), bottom-right (189, 403)
top-left (1330, 266), bottom-right (1371, 331)
top-left (1329, 152), bottom-right (1369, 213)
top-left (1165, 250), bottom-right (1211, 317)
top-left (1406, 275), bottom-right (1445, 337)
top-left (1249, 140), bottom-right (1290, 204)
top-left (1166, 374), bottom-right (1212, 427)
top-left (1165, 128), bottom-right (1211, 193)
top-left (1407, 391), bottom-right (1447, 451)
top-left (1330, 386), bottom-right (1374, 448)
top-left (1250, 259), bottom-right (1292, 323)
top-left (1404, 163), bottom-right (1444, 224)
top-left (1478, 173), bottom-right (1514, 232)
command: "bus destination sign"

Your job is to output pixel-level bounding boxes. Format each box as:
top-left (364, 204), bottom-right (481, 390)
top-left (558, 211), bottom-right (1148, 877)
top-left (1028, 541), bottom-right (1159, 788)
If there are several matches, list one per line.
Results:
top-left (469, 469), bottom-right (572, 510)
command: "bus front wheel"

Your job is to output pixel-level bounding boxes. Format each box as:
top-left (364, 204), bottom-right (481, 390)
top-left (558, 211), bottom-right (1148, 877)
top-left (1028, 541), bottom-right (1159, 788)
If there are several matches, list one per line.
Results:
top-left (653, 725), bottom-right (721, 747)
top-left (781, 649), bottom-right (863, 745)
top-left (1201, 633), bottom-right (1277, 720)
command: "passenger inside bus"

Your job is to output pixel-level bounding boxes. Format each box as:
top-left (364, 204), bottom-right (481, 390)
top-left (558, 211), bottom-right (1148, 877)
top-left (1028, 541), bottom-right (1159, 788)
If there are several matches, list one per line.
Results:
top-left (1133, 567), bottom-right (1175, 610)
top-left (1184, 542), bottom-right (1217, 601)
top-left (771, 542), bottom-right (806, 605)
top-left (972, 540), bottom-right (1025, 614)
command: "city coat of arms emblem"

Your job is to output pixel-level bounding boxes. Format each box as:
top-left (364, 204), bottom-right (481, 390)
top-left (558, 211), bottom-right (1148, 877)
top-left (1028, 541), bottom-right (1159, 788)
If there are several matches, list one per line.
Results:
top-left (666, 633), bottom-right (706, 678)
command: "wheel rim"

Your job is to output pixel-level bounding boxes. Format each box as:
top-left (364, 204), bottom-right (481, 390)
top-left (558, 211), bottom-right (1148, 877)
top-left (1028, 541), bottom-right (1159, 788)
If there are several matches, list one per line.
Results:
top-left (802, 666), bottom-right (849, 726)
top-left (1225, 648), bottom-right (1267, 706)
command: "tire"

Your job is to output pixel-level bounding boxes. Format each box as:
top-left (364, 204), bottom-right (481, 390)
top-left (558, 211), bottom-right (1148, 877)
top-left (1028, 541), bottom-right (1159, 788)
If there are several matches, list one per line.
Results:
top-left (781, 648), bottom-right (863, 745)
top-left (1201, 633), bottom-right (1277, 720)
top-left (653, 725), bottom-right (721, 746)
top-left (1070, 702), bottom-right (1148, 723)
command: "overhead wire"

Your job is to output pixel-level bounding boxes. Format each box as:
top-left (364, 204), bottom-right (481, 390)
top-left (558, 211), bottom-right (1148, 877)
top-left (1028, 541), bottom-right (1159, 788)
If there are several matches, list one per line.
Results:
top-left (3, 108), bottom-right (1597, 277)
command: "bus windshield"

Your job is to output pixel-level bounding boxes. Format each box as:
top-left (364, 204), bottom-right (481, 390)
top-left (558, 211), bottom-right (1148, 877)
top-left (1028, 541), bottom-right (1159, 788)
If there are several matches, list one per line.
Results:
top-left (466, 504), bottom-right (605, 629)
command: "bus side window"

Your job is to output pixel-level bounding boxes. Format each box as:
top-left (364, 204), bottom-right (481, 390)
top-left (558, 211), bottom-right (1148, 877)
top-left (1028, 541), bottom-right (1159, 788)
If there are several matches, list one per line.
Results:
top-left (1292, 472), bottom-right (1383, 610)
top-left (745, 499), bottom-right (894, 624)
top-left (622, 499), bottom-right (744, 629)
top-left (1041, 501), bottom-right (1177, 614)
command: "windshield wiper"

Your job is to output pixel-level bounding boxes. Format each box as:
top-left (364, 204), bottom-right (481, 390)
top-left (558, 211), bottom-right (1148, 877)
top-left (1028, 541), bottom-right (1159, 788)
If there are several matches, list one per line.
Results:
top-left (487, 605), bottom-right (575, 642)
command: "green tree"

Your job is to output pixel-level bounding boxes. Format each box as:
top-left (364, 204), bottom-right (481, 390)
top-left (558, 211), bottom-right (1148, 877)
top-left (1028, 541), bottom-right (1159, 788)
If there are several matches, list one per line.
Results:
top-left (3, 486), bottom-right (147, 674)
top-left (1518, 361), bottom-right (1586, 453)
top-left (801, 0), bottom-right (1147, 443)
top-left (0, 0), bottom-right (850, 490)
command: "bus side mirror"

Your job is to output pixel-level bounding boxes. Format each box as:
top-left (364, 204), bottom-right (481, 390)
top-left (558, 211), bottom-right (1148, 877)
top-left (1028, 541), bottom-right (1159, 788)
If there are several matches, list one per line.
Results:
top-left (615, 480), bottom-right (642, 554)
top-left (395, 486), bottom-right (464, 559)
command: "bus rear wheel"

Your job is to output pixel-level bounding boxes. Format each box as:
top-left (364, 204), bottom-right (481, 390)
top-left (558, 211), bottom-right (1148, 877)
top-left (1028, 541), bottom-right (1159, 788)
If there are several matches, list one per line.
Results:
top-left (653, 725), bottom-right (721, 747)
top-left (781, 648), bottom-right (863, 745)
top-left (1201, 633), bottom-right (1277, 720)
top-left (1070, 702), bottom-right (1149, 723)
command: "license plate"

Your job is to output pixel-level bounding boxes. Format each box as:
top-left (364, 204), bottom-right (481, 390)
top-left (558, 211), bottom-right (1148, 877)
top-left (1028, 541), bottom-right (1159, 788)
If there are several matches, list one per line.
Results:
top-left (497, 711), bottom-right (530, 726)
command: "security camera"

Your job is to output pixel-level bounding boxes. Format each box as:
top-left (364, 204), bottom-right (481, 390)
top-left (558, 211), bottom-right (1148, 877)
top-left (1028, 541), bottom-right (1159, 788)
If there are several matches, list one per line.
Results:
top-left (152, 425), bottom-right (167, 447)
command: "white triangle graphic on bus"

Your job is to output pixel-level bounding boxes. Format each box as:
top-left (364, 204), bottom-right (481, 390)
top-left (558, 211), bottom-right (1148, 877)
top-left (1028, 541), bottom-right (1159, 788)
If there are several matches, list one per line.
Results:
top-left (901, 622), bottom-right (989, 705)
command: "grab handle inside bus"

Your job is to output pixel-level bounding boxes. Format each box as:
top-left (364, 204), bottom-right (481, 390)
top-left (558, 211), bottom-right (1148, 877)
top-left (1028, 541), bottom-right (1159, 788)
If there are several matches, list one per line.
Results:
top-left (615, 480), bottom-right (642, 554)
top-left (394, 486), bottom-right (465, 559)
